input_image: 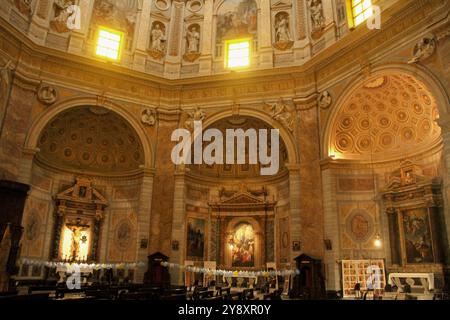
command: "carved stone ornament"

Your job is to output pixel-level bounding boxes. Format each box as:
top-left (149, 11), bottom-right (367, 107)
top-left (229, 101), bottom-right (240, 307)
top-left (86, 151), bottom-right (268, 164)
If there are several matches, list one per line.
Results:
top-left (183, 52), bottom-right (201, 62)
top-left (408, 35), bottom-right (436, 64)
top-left (273, 12), bottom-right (294, 51)
top-left (148, 49), bottom-right (165, 60)
top-left (317, 90), bottom-right (332, 109)
top-left (141, 108), bottom-right (156, 126)
top-left (264, 99), bottom-right (295, 132)
top-left (14, 0), bottom-right (32, 16)
top-left (184, 107), bottom-right (205, 131)
top-left (273, 40), bottom-right (294, 51)
top-left (37, 84), bottom-right (58, 105)
top-left (308, 0), bottom-right (325, 39)
top-left (50, 0), bottom-right (81, 33)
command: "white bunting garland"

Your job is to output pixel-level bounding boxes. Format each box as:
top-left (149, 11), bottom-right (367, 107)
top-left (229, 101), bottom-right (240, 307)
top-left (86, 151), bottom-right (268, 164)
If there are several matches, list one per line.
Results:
top-left (160, 261), bottom-right (300, 277)
top-left (19, 258), bottom-right (146, 270)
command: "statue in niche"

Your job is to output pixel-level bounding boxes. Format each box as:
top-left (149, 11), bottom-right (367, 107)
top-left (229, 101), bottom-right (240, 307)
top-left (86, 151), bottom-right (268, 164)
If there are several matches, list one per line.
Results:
top-left (186, 25), bottom-right (200, 53)
top-left (408, 36), bottom-right (436, 64)
top-left (141, 108), bottom-right (156, 126)
top-left (264, 99), bottom-right (295, 132)
top-left (184, 107), bottom-right (205, 131)
top-left (184, 25), bottom-right (201, 62)
top-left (148, 22), bottom-right (166, 59)
top-left (50, 0), bottom-right (81, 33)
top-left (308, 0), bottom-right (325, 39)
top-left (273, 12), bottom-right (294, 51)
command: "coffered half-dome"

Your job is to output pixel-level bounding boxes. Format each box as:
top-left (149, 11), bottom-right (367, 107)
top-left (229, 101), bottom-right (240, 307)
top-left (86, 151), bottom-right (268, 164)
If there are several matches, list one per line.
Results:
top-left (329, 74), bottom-right (441, 161)
top-left (36, 106), bottom-right (145, 174)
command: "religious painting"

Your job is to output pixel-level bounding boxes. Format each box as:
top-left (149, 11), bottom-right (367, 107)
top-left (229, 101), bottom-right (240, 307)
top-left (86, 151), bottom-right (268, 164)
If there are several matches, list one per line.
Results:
top-left (91, 0), bottom-right (139, 37)
top-left (402, 209), bottom-right (434, 263)
top-left (231, 222), bottom-right (255, 267)
top-left (216, 0), bottom-right (258, 43)
top-left (278, 216), bottom-right (290, 263)
top-left (61, 220), bottom-right (91, 261)
top-left (115, 220), bottom-right (132, 251)
top-left (186, 217), bottom-right (205, 259)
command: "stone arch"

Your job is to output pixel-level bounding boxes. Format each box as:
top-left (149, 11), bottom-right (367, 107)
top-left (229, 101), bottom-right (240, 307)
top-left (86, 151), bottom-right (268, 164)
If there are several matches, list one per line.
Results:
top-left (24, 96), bottom-right (154, 170)
top-left (322, 65), bottom-right (449, 161)
top-left (203, 108), bottom-right (299, 164)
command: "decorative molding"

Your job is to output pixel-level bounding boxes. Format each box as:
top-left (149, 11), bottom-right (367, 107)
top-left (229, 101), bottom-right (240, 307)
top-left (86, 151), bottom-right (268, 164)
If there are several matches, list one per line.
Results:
top-left (141, 108), bottom-right (156, 126)
top-left (317, 90), bottom-right (332, 109)
top-left (408, 35), bottom-right (437, 64)
top-left (37, 84), bottom-right (58, 105)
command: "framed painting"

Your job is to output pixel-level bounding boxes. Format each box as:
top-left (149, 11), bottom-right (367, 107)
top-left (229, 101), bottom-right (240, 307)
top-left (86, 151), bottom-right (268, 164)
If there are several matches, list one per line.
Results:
top-left (231, 222), bottom-right (255, 267)
top-left (402, 208), bottom-right (434, 263)
top-left (186, 217), bottom-right (206, 260)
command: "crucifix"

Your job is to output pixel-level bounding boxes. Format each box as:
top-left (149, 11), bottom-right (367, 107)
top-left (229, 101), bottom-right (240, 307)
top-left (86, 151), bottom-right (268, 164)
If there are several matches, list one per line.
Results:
top-left (66, 218), bottom-right (90, 262)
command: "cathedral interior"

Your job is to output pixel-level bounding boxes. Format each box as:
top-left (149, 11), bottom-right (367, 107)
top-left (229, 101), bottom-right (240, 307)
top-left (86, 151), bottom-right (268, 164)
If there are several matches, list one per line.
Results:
top-left (0, 0), bottom-right (449, 302)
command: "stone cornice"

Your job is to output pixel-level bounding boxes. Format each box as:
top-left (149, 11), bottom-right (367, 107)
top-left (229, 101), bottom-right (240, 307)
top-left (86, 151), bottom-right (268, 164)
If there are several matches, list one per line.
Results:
top-left (319, 141), bottom-right (443, 170)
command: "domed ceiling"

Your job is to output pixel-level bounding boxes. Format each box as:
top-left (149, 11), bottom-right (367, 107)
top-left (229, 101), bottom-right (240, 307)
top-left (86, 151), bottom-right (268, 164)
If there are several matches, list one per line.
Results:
top-left (36, 107), bottom-right (144, 174)
top-left (189, 116), bottom-right (288, 179)
top-left (329, 74), bottom-right (441, 161)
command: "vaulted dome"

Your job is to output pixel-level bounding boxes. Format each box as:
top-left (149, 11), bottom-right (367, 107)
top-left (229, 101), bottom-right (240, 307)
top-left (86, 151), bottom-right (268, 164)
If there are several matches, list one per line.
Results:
top-left (36, 107), bottom-right (144, 174)
top-left (329, 74), bottom-right (441, 161)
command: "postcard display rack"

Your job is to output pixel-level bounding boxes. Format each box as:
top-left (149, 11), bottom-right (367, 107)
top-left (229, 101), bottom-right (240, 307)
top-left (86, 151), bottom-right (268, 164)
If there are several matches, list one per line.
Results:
top-left (341, 259), bottom-right (386, 298)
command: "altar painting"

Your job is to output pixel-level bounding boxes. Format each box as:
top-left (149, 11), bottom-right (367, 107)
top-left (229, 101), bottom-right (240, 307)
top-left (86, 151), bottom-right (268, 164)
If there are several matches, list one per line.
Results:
top-left (61, 225), bottom-right (90, 261)
top-left (231, 222), bottom-right (255, 267)
top-left (403, 209), bottom-right (434, 263)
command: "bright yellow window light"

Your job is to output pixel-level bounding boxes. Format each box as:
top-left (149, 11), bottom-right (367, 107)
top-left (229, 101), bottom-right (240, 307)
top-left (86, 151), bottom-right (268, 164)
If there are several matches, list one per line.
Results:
top-left (347, 0), bottom-right (373, 28)
top-left (225, 39), bottom-right (251, 69)
top-left (96, 27), bottom-right (123, 61)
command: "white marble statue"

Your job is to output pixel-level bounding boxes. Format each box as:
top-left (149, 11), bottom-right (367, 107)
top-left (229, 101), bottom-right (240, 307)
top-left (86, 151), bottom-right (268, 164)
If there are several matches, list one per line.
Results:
top-left (186, 26), bottom-right (200, 53)
top-left (309, 0), bottom-right (325, 30)
top-left (151, 23), bottom-right (166, 52)
top-left (275, 15), bottom-right (292, 42)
